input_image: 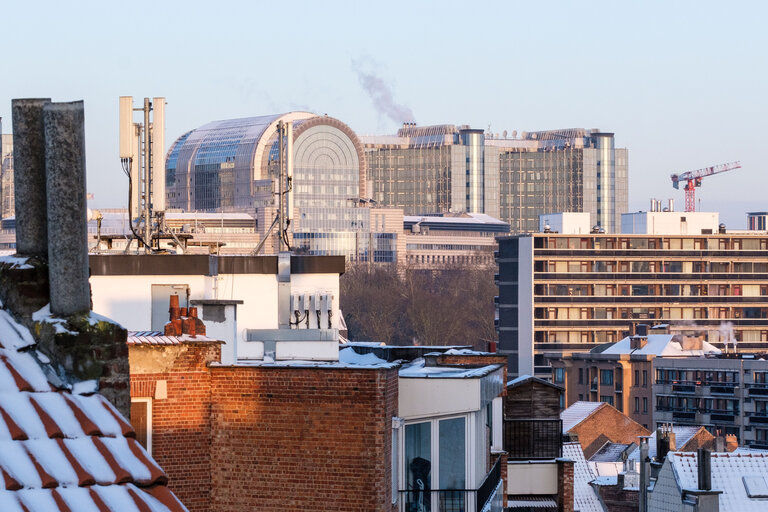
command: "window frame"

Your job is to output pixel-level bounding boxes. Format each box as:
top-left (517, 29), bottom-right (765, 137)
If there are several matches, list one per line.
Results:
top-left (130, 397), bottom-right (153, 455)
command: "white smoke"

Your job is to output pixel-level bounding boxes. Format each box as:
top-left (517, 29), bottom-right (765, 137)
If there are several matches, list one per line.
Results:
top-left (352, 58), bottom-right (415, 124)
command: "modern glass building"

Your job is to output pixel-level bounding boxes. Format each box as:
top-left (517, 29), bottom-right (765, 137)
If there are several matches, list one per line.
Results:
top-left (364, 126), bottom-right (627, 234)
top-left (0, 129), bottom-right (14, 220)
top-left (165, 113), bottom-right (401, 261)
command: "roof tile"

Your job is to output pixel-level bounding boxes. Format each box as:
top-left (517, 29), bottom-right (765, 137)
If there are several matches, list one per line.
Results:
top-left (0, 305), bottom-right (187, 511)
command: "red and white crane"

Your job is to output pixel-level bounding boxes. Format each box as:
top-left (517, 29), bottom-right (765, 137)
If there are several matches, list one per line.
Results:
top-left (671, 161), bottom-right (741, 212)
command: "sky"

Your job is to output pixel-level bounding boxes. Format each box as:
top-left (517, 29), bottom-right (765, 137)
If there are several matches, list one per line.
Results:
top-left (0, 0), bottom-right (765, 228)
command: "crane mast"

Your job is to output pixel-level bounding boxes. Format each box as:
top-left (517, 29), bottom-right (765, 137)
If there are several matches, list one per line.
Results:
top-left (670, 161), bottom-right (741, 212)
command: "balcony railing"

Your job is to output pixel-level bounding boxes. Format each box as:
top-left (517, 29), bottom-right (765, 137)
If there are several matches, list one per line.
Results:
top-left (397, 459), bottom-right (501, 512)
top-left (504, 419), bottom-right (563, 460)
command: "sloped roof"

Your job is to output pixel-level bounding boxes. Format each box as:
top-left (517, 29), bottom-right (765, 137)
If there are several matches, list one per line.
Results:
top-left (507, 374), bottom-right (564, 391)
top-left (590, 442), bottom-right (636, 462)
top-left (667, 452), bottom-right (768, 511)
top-left (0, 310), bottom-right (187, 511)
top-left (628, 425), bottom-right (709, 462)
top-left (127, 331), bottom-right (219, 346)
top-left (561, 401), bottom-right (605, 433)
top-left (600, 334), bottom-right (720, 356)
top-left (562, 442), bottom-right (605, 512)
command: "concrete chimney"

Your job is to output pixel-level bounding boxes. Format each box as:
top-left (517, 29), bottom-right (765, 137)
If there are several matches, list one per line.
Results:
top-left (44, 101), bottom-right (90, 315)
top-left (12, 98), bottom-right (51, 257)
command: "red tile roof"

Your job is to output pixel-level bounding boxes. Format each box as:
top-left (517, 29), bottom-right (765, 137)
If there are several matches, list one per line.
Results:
top-left (0, 310), bottom-right (187, 511)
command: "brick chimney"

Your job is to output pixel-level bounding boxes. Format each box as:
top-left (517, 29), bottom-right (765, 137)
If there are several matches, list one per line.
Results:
top-left (0, 99), bottom-right (129, 417)
top-left (557, 458), bottom-right (574, 512)
top-left (164, 295), bottom-right (206, 337)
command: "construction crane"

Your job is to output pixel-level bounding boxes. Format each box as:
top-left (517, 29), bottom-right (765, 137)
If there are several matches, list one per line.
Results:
top-left (671, 161), bottom-right (741, 212)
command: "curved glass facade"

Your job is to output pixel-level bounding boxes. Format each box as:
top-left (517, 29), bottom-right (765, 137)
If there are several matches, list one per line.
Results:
top-left (165, 113), bottom-right (315, 211)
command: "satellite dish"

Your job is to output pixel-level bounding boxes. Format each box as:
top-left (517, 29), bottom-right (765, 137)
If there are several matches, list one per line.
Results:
top-left (511, 130), bottom-right (517, 138)
top-left (502, 130), bottom-right (508, 138)
top-left (520, 131), bottom-right (527, 139)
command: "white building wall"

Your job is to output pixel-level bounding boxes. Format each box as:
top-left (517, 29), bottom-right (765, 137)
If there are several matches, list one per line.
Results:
top-left (621, 211), bottom-right (720, 235)
top-left (518, 236), bottom-right (534, 377)
top-left (539, 212), bottom-right (591, 234)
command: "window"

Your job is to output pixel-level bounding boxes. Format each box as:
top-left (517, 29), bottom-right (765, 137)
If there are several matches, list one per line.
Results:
top-left (634, 397), bottom-right (640, 413)
top-left (643, 370), bottom-right (648, 387)
top-left (634, 370), bottom-right (639, 387)
top-left (578, 368), bottom-right (584, 384)
top-left (554, 368), bottom-right (565, 383)
top-left (130, 398), bottom-right (152, 454)
top-left (578, 394), bottom-right (584, 401)
top-left (643, 397), bottom-right (648, 413)
top-left (600, 395), bottom-right (614, 406)
top-left (600, 369), bottom-right (614, 385)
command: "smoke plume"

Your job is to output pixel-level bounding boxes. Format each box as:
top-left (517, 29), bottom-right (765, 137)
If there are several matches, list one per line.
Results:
top-left (352, 59), bottom-right (415, 124)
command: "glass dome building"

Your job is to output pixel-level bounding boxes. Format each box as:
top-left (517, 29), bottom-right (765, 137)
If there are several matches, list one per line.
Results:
top-left (165, 112), bottom-right (367, 211)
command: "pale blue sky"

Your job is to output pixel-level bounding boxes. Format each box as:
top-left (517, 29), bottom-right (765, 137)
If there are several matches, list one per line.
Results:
top-left (1, 0), bottom-right (765, 227)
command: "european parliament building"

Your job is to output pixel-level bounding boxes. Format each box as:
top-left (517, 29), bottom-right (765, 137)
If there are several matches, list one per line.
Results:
top-left (361, 125), bottom-right (628, 234)
top-left (165, 113), bottom-right (628, 261)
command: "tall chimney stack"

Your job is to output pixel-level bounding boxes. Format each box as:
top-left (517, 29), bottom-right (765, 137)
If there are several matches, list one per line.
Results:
top-left (44, 101), bottom-right (90, 315)
top-left (12, 99), bottom-right (51, 257)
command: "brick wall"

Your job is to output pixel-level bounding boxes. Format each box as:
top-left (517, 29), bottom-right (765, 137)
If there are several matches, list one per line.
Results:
top-left (557, 459), bottom-right (574, 512)
top-left (129, 342), bottom-right (221, 512)
top-left (209, 366), bottom-right (399, 512)
top-left (570, 405), bottom-right (650, 458)
top-left (437, 354), bottom-right (508, 387)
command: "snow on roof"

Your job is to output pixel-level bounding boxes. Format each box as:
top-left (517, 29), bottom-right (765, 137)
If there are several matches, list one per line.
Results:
top-left (562, 442), bottom-right (604, 512)
top-left (507, 374), bottom-right (563, 391)
top-left (403, 213), bottom-right (508, 226)
top-left (398, 358), bottom-right (502, 378)
top-left (561, 401), bottom-right (605, 433)
top-left (667, 452), bottom-right (768, 510)
top-left (0, 310), bottom-right (187, 511)
top-left (589, 442), bottom-right (636, 462)
top-left (339, 346), bottom-right (388, 366)
top-left (601, 334), bottom-right (721, 357)
top-left (127, 331), bottom-right (220, 346)
top-left (628, 425), bottom-right (706, 462)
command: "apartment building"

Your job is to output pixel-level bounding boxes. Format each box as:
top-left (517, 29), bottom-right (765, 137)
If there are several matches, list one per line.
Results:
top-left (549, 328), bottom-right (721, 428)
top-left (496, 211), bottom-right (768, 377)
top-left (654, 353), bottom-right (768, 448)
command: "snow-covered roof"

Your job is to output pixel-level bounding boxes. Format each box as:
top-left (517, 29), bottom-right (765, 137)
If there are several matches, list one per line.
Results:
top-left (561, 401), bottom-right (605, 433)
top-left (127, 331), bottom-right (220, 346)
top-left (562, 442), bottom-right (604, 512)
top-left (628, 425), bottom-right (708, 462)
top-left (666, 452), bottom-right (768, 510)
top-left (398, 358), bottom-right (503, 378)
top-left (590, 442), bottom-right (636, 462)
top-left (600, 334), bottom-right (721, 357)
top-left (507, 374), bottom-right (563, 391)
top-left (0, 309), bottom-right (186, 511)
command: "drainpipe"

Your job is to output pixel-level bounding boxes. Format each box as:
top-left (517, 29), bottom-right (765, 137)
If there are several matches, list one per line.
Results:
top-left (639, 436), bottom-right (651, 512)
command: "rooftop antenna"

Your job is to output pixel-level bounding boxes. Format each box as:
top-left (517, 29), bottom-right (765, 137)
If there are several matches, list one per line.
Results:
top-left (119, 97), bottom-right (182, 253)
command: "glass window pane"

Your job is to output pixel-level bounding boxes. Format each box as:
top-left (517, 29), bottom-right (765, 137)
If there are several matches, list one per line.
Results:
top-left (439, 417), bottom-right (465, 489)
top-left (405, 422), bottom-right (431, 509)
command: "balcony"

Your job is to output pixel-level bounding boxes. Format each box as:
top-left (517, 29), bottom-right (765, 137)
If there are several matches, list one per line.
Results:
top-left (747, 383), bottom-right (768, 396)
top-left (746, 411), bottom-right (768, 424)
top-left (398, 458), bottom-right (501, 512)
top-left (504, 419), bottom-right (563, 460)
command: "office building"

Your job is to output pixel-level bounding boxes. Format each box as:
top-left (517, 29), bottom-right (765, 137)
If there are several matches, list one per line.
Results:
top-left (496, 211), bottom-right (768, 378)
top-left (1, 132), bottom-right (13, 219)
top-left (404, 212), bottom-right (509, 268)
top-left (363, 126), bottom-right (628, 233)
top-left (747, 212), bottom-right (768, 231)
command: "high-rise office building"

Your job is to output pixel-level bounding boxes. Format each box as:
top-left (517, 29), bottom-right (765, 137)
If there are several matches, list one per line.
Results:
top-left (363, 126), bottom-right (628, 233)
top-left (1, 129), bottom-right (14, 220)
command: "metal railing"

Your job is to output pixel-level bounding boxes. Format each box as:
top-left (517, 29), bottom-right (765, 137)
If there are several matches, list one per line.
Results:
top-left (504, 419), bottom-right (563, 460)
top-left (398, 489), bottom-right (473, 512)
top-left (397, 458), bottom-right (502, 512)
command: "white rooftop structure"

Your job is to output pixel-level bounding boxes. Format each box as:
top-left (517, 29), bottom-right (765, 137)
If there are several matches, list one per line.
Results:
top-left (601, 334), bottom-right (721, 357)
top-left (561, 401), bottom-right (605, 433)
top-left (538, 212), bottom-right (592, 234)
top-left (621, 211), bottom-right (720, 235)
top-left (649, 452), bottom-right (768, 511)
